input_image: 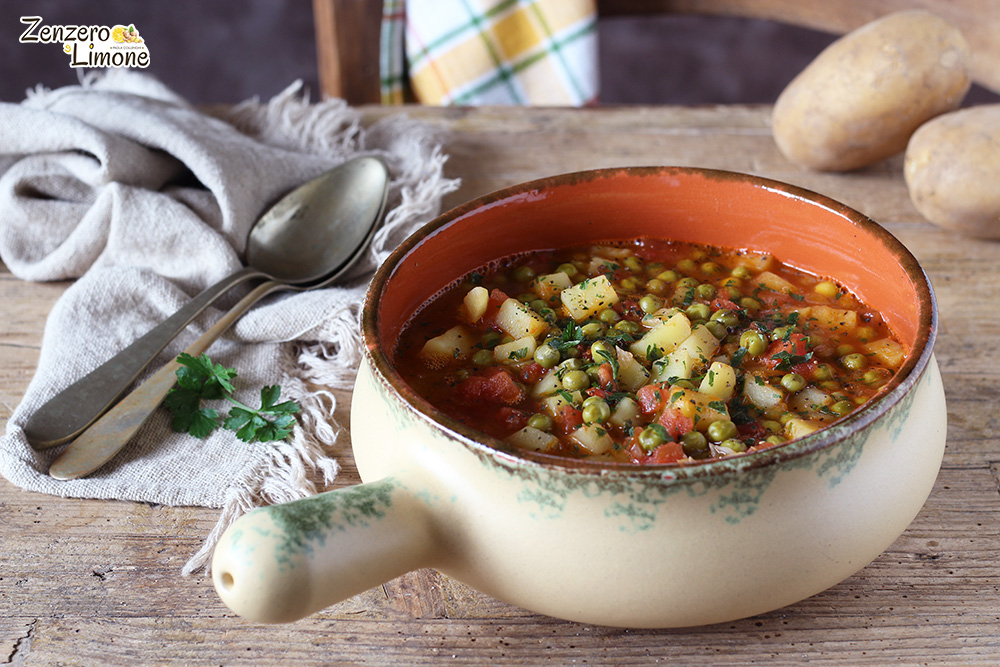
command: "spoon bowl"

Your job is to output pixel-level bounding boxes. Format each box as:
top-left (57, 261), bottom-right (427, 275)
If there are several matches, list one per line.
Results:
top-left (25, 156), bottom-right (390, 449)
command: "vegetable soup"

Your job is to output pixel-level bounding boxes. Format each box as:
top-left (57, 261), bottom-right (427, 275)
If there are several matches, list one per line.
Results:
top-left (394, 240), bottom-right (907, 464)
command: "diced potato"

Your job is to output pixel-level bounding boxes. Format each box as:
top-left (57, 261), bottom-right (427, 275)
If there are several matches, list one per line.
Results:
top-left (507, 426), bottom-right (559, 453)
top-left (863, 338), bottom-right (906, 369)
top-left (789, 385), bottom-right (832, 414)
top-left (496, 298), bottom-right (549, 339)
top-left (609, 396), bottom-right (640, 428)
top-left (799, 305), bottom-right (857, 333)
top-left (675, 324), bottom-right (719, 370)
top-left (530, 368), bottom-right (562, 398)
top-left (531, 272), bottom-right (572, 302)
top-left (742, 373), bottom-right (785, 411)
top-left (652, 348), bottom-right (694, 382)
top-left (629, 311), bottom-right (691, 362)
top-left (460, 286), bottom-right (489, 324)
top-left (735, 252), bottom-right (774, 272)
top-left (569, 424), bottom-right (614, 455)
top-left (588, 256), bottom-right (623, 275)
top-left (665, 386), bottom-right (730, 430)
top-left (418, 325), bottom-right (476, 368)
top-left (784, 417), bottom-right (824, 439)
top-left (542, 390), bottom-right (583, 416)
top-left (615, 348), bottom-right (650, 392)
top-left (641, 307), bottom-right (682, 329)
top-left (493, 336), bottom-right (536, 365)
top-left (698, 362), bottom-right (737, 400)
top-left (560, 275), bottom-right (620, 321)
top-left (755, 270), bottom-right (796, 294)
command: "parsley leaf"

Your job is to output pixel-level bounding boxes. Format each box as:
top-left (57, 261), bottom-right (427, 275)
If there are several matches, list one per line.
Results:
top-left (165, 354), bottom-right (300, 443)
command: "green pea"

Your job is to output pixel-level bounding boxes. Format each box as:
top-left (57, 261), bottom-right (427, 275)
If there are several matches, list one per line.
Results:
top-left (529, 299), bottom-right (547, 312)
top-left (863, 368), bottom-right (890, 386)
top-left (481, 331), bottom-right (502, 349)
top-left (781, 373), bottom-right (806, 393)
top-left (710, 309), bottom-right (739, 328)
top-left (561, 369), bottom-right (590, 392)
top-left (739, 296), bottom-right (761, 313)
top-left (695, 283), bottom-right (716, 300)
top-left (701, 261), bottom-right (722, 275)
top-left (624, 256), bottom-right (643, 272)
top-left (598, 308), bottom-right (620, 324)
top-left (590, 340), bottom-right (617, 363)
top-left (527, 413), bottom-right (553, 432)
top-left (638, 426), bottom-right (665, 450)
top-left (656, 269), bottom-right (679, 283)
top-left (580, 322), bottom-right (605, 339)
top-left (639, 294), bottom-right (663, 314)
top-left (685, 303), bottom-right (711, 321)
top-left (646, 262), bottom-right (665, 275)
top-left (836, 344), bottom-right (856, 357)
top-left (762, 420), bottom-right (782, 434)
top-left (841, 353), bottom-right (867, 370)
top-left (559, 357), bottom-right (585, 371)
top-left (472, 349), bottom-right (494, 366)
top-left (707, 419), bottom-right (738, 443)
top-left (831, 400), bottom-right (854, 415)
top-left (705, 321), bottom-right (728, 340)
top-left (723, 285), bottom-right (741, 301)
top-left (614, 320), bottom-right (640, 335)
top-left (676, 259), bottom-right (696, 274)
top-left (718, 438), bottom-right (747, 454)
top-left (517, 293), bottom-right (535, 304)
top-left (765, 434), bottom-right (786, 446)
top-left (739, 330), bottom-right (767, 356)
top-left (732, 265), bottom-right (752, 280)
top-left (645, 279), bottom-right (668, 296)
top-left (512, 266), bottom-right (536, 283)
top-left (556, 263), bottom-right (578, 278)
top-left (680, 430), bottom-right (709, 458)
top-left (582, 400), bottom-right (611, 425)
top-left (813, 363), bottom-right (833, 380)
top-left (677, 276), bottom-right (700, 290)
top-left (770, 326), bottom-right (793, 342)
top-left (533, 343), bottom-right (560, 368)
top-left (619, 277), bottom-right (641, 292)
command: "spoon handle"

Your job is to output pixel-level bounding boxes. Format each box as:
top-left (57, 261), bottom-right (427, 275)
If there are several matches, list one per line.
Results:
top-left (48, 280), bottom-right (283, 481)
top-left (24, 266), bottom-right (264, 449)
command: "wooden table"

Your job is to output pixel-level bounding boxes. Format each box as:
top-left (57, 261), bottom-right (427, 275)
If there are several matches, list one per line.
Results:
top-left (2, 105), bottom-right (998, 665)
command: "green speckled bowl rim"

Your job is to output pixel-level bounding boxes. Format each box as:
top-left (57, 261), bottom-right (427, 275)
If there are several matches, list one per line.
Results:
top-left (361, 166), bottom-right (938, 483)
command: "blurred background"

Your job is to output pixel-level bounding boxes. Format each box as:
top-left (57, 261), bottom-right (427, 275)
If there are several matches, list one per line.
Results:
top-left (1, 0), bottom-right (997, 106)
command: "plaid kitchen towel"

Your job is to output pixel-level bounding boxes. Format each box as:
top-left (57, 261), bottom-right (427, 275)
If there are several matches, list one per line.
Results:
top-left (382, 0), bottom-right (598, 105)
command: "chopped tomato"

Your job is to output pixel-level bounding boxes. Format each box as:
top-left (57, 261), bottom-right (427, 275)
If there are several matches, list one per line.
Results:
top-left (637, 382), bottom-right (670, 414)
top-left (497, 407), bottom-right (528, 431)
top-left (657, 408), bottom-right (694, 440)
top-left (596, 363), bottom-right (618, 391)
top-left (515, 362), bottom-right (546, 384)
top-left (711, 297), bottom-right (741, 312)
top-left (645, 441), bottom-right (685, 465)
top-left (763, 333), bottom-right (810, 370)
top-left (553, 405), bottom-right (583, 434)
top-left (456, 367), bottom-right (525, 405)
top-left (479, 289), bottom-right (509, 329)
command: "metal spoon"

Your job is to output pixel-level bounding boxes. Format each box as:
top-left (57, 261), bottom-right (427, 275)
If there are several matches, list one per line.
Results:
top-left (25, 155), bottom-right (390, 450)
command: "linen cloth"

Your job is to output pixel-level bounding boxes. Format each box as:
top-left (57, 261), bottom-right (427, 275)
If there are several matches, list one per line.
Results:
top-left (0, 71), bottom-right (458, 572)
top-left (381, 0), bottom-right (598, 105)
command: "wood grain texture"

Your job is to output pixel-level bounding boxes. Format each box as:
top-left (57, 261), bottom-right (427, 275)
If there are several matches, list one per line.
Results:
top-left (1, 105), bottom-right (998, 665)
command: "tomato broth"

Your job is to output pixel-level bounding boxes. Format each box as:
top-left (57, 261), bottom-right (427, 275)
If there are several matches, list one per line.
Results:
top-left (394, 240), bottom-right (907, 465)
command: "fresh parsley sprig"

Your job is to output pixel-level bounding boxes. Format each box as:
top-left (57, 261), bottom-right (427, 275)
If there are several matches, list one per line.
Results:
top-left (164, 353), bottom-right (300, 443)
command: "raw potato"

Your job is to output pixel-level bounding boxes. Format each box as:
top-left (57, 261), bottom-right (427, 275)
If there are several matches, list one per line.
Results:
top-left (772, 10), bottom-right (971, 172)
top-left (904, 105), bottom-right (1000, 239)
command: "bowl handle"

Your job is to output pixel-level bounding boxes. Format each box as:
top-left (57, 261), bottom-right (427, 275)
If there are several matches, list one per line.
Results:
top-left (211, 476), bottom-right (434, 623)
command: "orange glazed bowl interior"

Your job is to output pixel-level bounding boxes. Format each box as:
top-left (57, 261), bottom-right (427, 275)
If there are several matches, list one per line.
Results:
top-left (370, 167), bottom-right (935, 441)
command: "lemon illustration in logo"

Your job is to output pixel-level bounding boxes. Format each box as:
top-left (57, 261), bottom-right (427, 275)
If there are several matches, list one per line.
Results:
top-left (111, 25), bottom-right (127, 43)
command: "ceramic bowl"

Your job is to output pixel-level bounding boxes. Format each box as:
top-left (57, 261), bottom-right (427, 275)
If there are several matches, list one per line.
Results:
top-left (212, 167), bottom-right (946, 627)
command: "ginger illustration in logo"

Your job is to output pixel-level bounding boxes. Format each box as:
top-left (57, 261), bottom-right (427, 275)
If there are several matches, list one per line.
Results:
top-left (111, 25), bottom-right (143, 44)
